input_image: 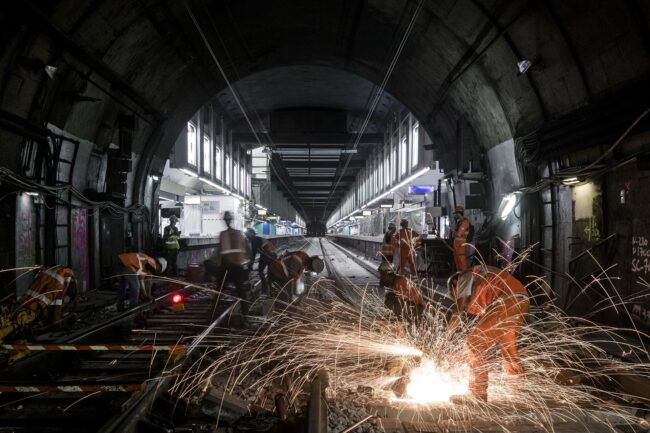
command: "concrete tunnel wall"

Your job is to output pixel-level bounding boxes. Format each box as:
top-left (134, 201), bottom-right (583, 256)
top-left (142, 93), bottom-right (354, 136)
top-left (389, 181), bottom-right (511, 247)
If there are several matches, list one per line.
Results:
top-left (0, 1), bottom-right (650, 305)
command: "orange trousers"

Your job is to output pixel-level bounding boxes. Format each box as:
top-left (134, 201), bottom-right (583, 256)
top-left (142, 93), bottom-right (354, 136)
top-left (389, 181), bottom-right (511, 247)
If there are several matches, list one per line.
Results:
top-left (453, 240), bottom-right (468, 271)
top-left (465, 297), bottom-right (528, 401)
top-left (398, 246), bottom-right (417, 276)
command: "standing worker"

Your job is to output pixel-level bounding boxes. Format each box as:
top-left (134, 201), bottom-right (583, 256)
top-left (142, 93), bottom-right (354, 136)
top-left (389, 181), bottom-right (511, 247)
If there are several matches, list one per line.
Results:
top-left (452, 206), bottom-right (471, 271)
top-left (245, 228), bottom-right (277, 295)
top-left (269, 251), bottom-right (324, 302)
top-left (447, 265), bottom-right (529, 403)
top-left (163, 215), bottom-right (181, 277)
top-left (116, 252), bottom-right (166, 311)
top-left (205, 211), bottom-right (250, 316)
top-left (394, 218), bottom-right (420, 277)
top-left (379, 223), bottom-right (397, 267)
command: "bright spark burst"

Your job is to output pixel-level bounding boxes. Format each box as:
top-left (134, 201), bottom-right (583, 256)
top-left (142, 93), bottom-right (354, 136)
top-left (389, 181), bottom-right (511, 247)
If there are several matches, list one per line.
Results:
top-left (401, 359), bottom-right (469, 404)
top-left (162, 238), bottom-right (650, 433)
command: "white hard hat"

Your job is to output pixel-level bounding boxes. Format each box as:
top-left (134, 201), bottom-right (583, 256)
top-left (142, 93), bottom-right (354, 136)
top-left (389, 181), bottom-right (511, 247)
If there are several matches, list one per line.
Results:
top-left (157, 257), bottom-right (167, 274)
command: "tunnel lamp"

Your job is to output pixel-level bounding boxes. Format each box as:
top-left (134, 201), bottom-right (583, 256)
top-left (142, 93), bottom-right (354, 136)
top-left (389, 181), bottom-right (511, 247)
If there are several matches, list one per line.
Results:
top-left (562, 177), bottom-right (580, 185)
top-left (25, 192), bottom-right (40, 196)
top-left (499, 193), bottom-right (518, 220)
top-left (180, 168), bottom-right (198, 178)
top-left (45, 65), bottom-right (58, 79)
top-left (517, 60), bottom-right (533, 74)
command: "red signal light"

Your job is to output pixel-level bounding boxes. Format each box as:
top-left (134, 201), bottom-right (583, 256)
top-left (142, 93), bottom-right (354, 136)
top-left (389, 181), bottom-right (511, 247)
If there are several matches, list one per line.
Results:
top-left (172, 293), bottom-right (183, 304)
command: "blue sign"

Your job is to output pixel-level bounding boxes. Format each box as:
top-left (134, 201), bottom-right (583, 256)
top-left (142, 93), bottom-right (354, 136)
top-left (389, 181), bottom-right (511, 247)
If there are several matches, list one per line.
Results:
top-left (408, 185), bottom-right (435, 194)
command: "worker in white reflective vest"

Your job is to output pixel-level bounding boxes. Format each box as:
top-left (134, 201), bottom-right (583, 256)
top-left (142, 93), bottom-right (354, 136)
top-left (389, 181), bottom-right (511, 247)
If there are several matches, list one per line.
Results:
top-left (206, 211), bottom-right (250, 315)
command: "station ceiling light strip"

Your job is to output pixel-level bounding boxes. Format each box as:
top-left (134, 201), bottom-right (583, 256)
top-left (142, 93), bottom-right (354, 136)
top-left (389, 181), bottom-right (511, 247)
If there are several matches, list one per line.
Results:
top-left (329, 167), bottom-right (431, 228)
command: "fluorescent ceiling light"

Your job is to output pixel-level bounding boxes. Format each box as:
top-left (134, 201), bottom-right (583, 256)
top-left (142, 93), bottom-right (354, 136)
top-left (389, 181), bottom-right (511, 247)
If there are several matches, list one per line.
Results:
top-left (25, 192), bottom-right (40, 196)
top-left (362, 210), bottom-right (371, 216)
top-left (255, 204), bottom-right (266, 210)
top-left (380, 203), bottom-right (393, 208)
top-left (159, 196), bottom-right (174, 202)
top-left (180, 168), bottom-right (198, 177)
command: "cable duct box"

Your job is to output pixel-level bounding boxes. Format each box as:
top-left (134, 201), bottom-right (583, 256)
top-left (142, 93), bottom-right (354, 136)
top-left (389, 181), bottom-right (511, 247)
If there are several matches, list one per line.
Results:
top-left (465, 195), bottom-right (486, 210)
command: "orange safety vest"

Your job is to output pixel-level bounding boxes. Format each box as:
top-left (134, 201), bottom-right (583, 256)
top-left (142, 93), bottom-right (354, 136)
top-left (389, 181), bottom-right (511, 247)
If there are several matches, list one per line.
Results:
top-left (391, 275), bottom-right (425, 305)
top-left (453, 218), bottom-right (471, 242)
top-left (394, 228), bottom-right (421, 251)
top-left (19, 266), bottom-right (75, 324)
top-left (270, 251), bottom-right (309, 283)
top-left (118, 253), bottom-right (157, 275)
top-left (466, 265), bottom-right (528, 316)
top-left (380, 232), bottom-right (396, 257)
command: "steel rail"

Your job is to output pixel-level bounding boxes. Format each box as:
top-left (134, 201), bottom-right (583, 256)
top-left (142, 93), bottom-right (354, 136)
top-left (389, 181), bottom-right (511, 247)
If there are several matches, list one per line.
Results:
top-left (97, 300), bottom-right (238, 433)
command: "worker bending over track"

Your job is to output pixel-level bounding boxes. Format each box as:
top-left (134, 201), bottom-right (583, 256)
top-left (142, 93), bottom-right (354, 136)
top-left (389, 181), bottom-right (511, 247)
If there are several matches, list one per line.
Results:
top-left (378, 262), bottom-right (425, 323)
top-left (269, 251), bottom-right (324, 302)
top-left (246, 228), bottom-right (277, 296)
top-left (447, 265), bottom-right (529, 403)
top-left (116, 252), bottom-right (166, 311)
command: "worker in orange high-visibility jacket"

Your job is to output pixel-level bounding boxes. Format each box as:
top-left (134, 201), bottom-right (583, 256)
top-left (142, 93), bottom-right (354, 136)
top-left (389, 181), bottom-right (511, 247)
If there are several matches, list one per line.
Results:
top-left (452, 206), bottom-right (471, 271)
top-left (378, 262), bottom-right (424, 323)
top-left (447, 265), bottom-right (529, 403)
top-left (18, 266), bottom-right (76, 327)
top-left (378, 223), bottom-right (397, 267)
top-left (393, 219), bottom-right (420, 277)
top-left (269, 251), bottom-right (324, 301)
top-left (116, 252), bottom-right (166, 311)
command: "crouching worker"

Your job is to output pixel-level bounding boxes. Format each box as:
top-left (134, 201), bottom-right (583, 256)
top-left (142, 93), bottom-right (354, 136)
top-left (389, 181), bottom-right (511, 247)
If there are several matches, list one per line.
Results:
top-left (0, 266), bottom-right (77, 343)
top-left (116, 252), bottom-right (166, 311)
top-left (378, 262), bottom-right (425, 323)
top-left (269, 251), bottom-right (324, 302)
top-left (447, 265), bottom-right (529, 403)
top-left (246, 228), bottom-right (277, 296)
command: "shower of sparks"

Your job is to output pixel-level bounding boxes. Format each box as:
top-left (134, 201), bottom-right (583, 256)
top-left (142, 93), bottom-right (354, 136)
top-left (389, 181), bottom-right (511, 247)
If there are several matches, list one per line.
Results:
top-left (78, 237), bottom-right (649, 433)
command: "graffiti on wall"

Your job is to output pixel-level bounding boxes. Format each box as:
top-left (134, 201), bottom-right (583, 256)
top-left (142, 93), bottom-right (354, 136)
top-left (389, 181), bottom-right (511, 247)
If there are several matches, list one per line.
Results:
top-left (631, 235), bottom-right (650, 275)
top-left (15, 194), bottom-right (36, 294)
top-left (71, 208), bottom-right (89, 292)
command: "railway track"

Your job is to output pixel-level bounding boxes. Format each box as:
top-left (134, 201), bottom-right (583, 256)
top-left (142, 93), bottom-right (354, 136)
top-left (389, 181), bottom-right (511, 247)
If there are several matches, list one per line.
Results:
top-left (0, 284), bottom-right (242, 432)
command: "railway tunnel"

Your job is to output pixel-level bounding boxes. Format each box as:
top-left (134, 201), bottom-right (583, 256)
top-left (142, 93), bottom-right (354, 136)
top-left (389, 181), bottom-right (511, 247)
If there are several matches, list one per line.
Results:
top-left (1, 1), bottom-right (650, 432)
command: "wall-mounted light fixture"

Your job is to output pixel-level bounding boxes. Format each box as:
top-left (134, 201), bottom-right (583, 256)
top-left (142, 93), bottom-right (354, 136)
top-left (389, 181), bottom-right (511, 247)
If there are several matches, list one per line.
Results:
top-left (499, 193), bottom-right (519, 220)
top-left (562, 177), bottom-right (580, 186)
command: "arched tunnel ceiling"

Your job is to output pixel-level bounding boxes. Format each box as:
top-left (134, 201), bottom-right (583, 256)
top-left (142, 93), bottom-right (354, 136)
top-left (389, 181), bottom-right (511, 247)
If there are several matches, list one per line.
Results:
top-left (217, 65), bottom-right (402, 132)
top-left (2, 0), bottom-right (650, 221)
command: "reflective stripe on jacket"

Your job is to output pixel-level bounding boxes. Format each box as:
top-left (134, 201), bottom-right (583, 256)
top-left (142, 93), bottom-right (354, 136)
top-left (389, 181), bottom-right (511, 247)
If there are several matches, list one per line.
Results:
top-left (118, 253), bottom-right (157, 275)
top-left (219, 228), bottom-right (247, 266)
top-left (19, 266), bottom-right (75, 310)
